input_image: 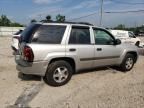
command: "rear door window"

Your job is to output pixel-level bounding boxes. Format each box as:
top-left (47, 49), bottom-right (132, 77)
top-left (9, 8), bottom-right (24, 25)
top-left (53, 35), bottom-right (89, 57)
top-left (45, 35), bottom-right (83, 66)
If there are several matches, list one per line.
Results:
top-left (69, 27), bottom-right (91, 44)
top-left (32, 25), bottom-right (66, 44)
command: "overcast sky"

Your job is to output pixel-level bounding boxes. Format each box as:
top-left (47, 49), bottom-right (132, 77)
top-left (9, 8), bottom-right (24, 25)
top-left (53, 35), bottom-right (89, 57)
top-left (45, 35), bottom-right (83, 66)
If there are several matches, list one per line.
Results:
top-left (0, 0), bottom-right (144, 27)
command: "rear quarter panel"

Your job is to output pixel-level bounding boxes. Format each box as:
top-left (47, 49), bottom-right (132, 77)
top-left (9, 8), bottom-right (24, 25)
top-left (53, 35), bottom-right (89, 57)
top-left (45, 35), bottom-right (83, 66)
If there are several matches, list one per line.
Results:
top-left (28, 44), bottom-right (66, 62)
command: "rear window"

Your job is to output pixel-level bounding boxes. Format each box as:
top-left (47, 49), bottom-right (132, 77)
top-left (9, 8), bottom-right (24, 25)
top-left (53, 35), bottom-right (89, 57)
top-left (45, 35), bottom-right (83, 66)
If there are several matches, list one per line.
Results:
top-left (32, 25), bottom-right (66, 44)
top-left (21, 24), bottom-right (41, 43)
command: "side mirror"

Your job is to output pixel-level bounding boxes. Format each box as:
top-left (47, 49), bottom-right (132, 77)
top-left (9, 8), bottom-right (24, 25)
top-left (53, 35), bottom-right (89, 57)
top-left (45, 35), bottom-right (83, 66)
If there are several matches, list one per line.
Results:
top-left (115, 39), bottom-right (121, 45)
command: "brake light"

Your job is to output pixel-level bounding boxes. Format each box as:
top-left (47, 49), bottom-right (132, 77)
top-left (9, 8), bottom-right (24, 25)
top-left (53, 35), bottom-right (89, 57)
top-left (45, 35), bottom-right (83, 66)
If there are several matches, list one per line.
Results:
top-left (23, 46), bottom-right (34, 62)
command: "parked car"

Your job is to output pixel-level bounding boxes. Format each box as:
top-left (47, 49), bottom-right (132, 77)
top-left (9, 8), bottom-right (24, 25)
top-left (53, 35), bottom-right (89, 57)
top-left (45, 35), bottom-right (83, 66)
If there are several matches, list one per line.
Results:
top-left (110, 30), bottom-right (141, 47)
top-left (11, 29), bottom-right (23, 53)
top-left (15, 22), bottom-right (139, 86)
top-left (138, 32), bottom-right (144, 37)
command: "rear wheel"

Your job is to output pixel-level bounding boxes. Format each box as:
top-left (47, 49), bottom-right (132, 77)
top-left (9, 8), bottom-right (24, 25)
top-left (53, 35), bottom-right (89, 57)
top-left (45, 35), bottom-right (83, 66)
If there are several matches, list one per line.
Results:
top-left (45, 60), bottom-right (73, 87)
top-left (120, 54), bottom-right (135, 72)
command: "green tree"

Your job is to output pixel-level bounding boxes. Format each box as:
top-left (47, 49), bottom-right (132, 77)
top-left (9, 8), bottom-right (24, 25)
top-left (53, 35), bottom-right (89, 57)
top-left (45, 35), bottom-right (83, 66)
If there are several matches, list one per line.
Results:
top-left (114, 24), bottom-right (125, 30)
top-left (0, 15), bottom-right (23, 27)
top-left (40, 15), bottom-right (53, 23)
top-left (56, 14), bottom-right (65, 22)
top-left (0, 18), bottom-right (1, 26)
top-left (0, 15), bottom-right (11, 26)
top-left (11, 22), bottom-right (23, 27)
top-left (31, 19), bottom-right (37, 23)
top-left (46, 15), bottom-right (52, 22)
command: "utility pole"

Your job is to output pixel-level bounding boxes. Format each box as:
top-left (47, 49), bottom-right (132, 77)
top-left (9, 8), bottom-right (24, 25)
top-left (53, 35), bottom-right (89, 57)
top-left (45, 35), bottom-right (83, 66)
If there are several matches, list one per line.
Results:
top-left (100, 0), bottom-right (103, 26)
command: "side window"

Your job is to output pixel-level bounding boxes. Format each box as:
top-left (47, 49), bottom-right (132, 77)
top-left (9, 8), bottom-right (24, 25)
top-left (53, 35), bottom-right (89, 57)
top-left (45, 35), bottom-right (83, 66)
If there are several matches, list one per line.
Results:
top-left (32, 25), bottom-right (66, 44)
top-left (69, 27), bottom-right (91, 44)
top-left (129, 32), bottom-right (135, 38)
top-left (93, 29), bottom-right (114, 45)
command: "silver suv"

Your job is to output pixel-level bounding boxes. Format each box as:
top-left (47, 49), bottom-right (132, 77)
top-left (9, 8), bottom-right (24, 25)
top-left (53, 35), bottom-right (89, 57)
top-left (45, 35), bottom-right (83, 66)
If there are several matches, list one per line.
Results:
top-left (15, 22), bottom-right (139, 86)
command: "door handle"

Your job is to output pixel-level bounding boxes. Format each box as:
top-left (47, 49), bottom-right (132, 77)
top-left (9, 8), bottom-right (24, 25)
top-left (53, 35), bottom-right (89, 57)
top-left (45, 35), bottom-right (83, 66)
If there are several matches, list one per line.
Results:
top-left (69, 48), bottom-right (76, 52)
top-left (97, 48), bottom-right (102, 51)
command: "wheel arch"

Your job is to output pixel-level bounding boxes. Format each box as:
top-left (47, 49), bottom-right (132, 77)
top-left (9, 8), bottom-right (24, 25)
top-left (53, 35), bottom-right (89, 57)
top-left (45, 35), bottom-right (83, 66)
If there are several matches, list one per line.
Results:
top-left (126, 51), bottom-right (138, 63)
top-left (135, 41), bottom-right (140, 47)
top-left (48, 57), bottom-right (76, 73)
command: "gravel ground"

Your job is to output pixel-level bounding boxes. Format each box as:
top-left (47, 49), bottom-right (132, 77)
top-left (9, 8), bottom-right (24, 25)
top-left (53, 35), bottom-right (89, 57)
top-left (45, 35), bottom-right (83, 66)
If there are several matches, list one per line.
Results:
top-left (139, 37), bottom-right (144, 42)
top-left (0, 37), bottom-right (144, 108)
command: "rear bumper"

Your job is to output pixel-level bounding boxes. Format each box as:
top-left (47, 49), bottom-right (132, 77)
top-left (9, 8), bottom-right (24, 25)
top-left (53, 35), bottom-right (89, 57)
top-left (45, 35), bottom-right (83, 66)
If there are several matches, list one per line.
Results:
top-left (15, 55), bottom-right (48, 76)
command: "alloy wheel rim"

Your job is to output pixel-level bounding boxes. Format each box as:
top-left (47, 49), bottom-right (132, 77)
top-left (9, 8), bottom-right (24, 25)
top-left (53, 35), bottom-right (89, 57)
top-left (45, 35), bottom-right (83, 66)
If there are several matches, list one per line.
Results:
top-left (125, 58), bottom-right (133, 70)
top-left (53, 67), bottom-right (69, 83)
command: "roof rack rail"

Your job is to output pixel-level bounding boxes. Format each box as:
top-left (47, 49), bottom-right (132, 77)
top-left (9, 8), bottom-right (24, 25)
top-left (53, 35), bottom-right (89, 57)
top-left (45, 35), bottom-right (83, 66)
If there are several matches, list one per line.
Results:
top-left (40, 21), bottom-right (93, 26)
top-left (75, 22), bottom-right (93, 26)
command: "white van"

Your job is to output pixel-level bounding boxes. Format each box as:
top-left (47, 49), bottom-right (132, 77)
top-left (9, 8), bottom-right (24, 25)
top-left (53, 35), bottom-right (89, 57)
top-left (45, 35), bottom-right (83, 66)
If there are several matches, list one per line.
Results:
top-left (110, 30), bottom-right (141, 47)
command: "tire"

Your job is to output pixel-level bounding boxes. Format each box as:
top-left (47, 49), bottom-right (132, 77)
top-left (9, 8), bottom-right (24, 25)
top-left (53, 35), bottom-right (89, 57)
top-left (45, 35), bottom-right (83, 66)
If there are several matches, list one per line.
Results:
top-left (135, 41), bottom-right (140, 47)
top-left (45, 60), bottom-right (73, 87)
top-left (120, 54), bottom-right (135, 72)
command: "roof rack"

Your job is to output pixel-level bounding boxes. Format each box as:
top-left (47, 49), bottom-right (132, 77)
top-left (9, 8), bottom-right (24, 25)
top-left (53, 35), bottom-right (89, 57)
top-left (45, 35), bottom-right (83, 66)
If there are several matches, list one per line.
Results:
top-left (41, 21), bottom-right (93, 26)
top-left (74, 22), bottom-right (94, 26)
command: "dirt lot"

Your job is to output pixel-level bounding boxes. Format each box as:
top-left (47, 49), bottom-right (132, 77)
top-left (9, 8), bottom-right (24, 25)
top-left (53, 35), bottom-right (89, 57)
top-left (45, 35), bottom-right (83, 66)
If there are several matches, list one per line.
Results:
top-left (139, 37), bottom-right (144, 42)
top-left (0, 37), bottom-right (144, 108)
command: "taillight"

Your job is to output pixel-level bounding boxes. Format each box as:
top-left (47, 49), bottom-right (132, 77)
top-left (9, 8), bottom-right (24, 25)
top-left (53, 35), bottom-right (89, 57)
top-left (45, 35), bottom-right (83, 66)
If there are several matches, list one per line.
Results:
top-left (23, 46), bottom-right (34, 62)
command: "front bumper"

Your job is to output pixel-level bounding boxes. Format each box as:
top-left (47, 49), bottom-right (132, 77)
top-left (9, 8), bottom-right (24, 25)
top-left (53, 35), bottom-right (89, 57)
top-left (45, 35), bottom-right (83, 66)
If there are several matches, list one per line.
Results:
top-left (15, 55), bottom-right (48, 76)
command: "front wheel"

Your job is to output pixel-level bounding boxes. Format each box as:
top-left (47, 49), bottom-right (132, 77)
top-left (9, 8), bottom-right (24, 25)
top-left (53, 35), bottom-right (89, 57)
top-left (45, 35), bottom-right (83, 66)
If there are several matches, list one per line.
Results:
top-left (45, 60), bottom-right (73, 87)
top-left (135, 41), bottom-right (140, 47)
top-left (120, 54), bottom-right (135, 72)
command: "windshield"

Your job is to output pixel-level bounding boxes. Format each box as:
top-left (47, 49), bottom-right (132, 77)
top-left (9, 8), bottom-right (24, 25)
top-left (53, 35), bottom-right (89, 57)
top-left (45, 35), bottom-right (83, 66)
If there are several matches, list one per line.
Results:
top-left (128, 31), bottom-right (136, 38)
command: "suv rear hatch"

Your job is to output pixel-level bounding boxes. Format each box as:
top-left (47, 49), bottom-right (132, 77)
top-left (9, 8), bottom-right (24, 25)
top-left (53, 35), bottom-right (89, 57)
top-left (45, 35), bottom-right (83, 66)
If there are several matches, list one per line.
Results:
top-left (20, 24), bottom-right (41, 43)
top-left (17, 23), bottom-right (67, 62)
top-left (16, 24), bottom-right (41, 62)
